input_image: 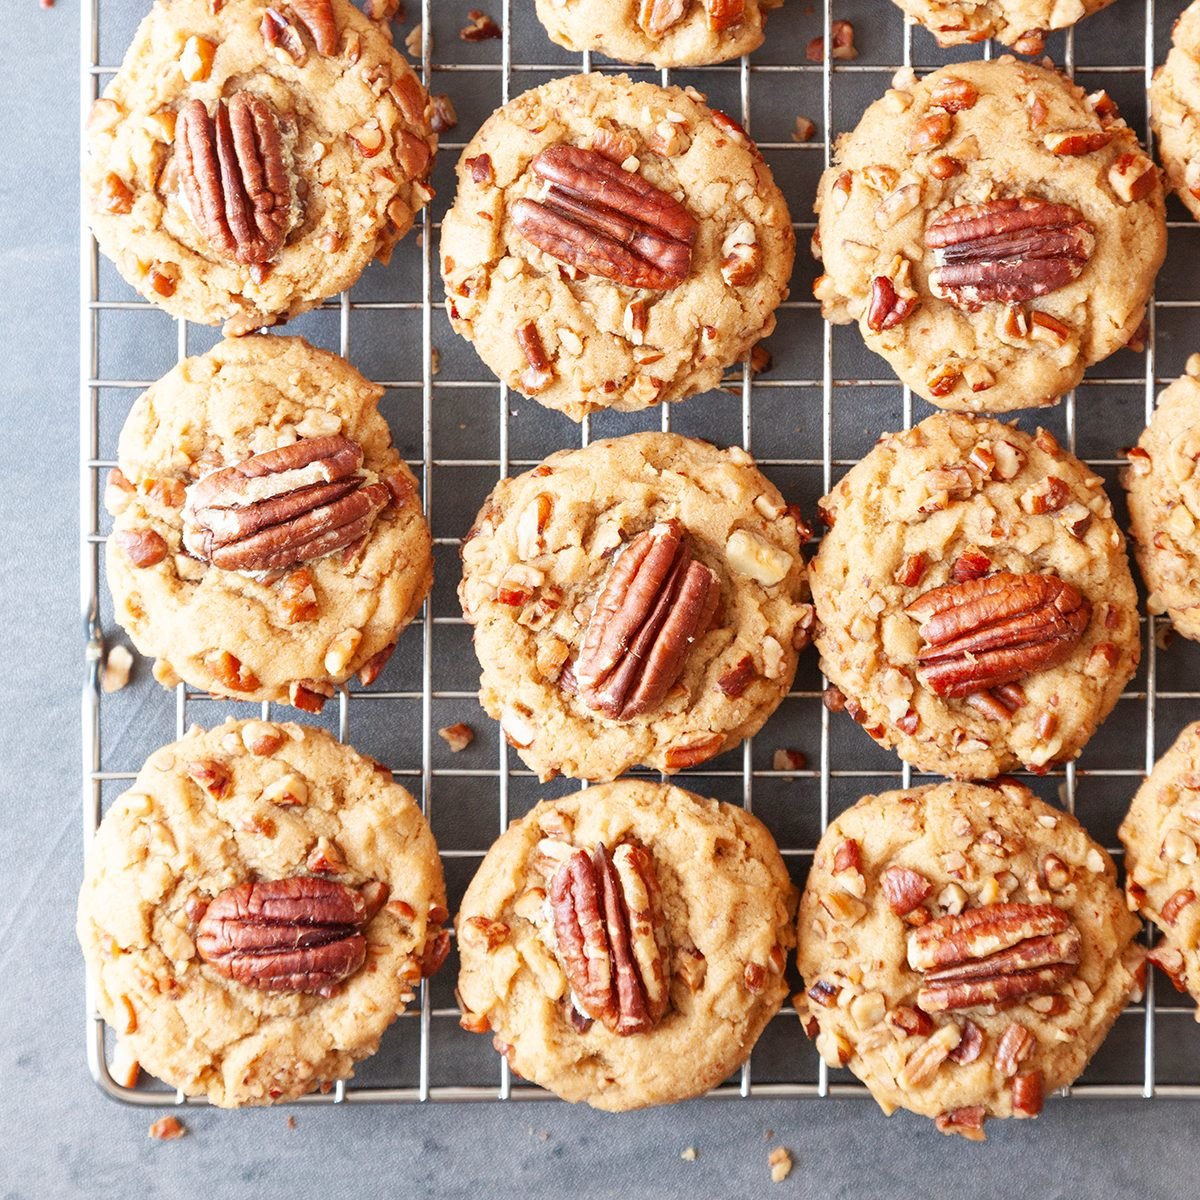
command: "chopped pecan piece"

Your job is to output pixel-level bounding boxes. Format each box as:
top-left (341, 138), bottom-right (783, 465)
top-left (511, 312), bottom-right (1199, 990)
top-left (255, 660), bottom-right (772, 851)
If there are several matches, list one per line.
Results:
top-left (512, 146), bottom-right (698, 290)
top-left (906, 572), bottom-right (1091, 699)
top-left (570, 520), bottom-right (720, 721)
top-left (195, 876), bottom-right (388, 996)
top-left (549, 842), bottom-right (670, 1036)
top-left (182, 435), bottom-right (390, 573)
top-left (867, 270), bottom-right (919, 333)
top-left (113, 528), bottom-right (168, 568)
top-left (935, 1106), bottom-right (986, 1141)
top-left (289, 0), bottom-right (338, 53)
top-left (176, 92), bottom-right (294, 266)
top-left (704, 0), bottom-right (745, 32)
top-left (924, 197), bottom-right (1094, 309)
top-left (637, 0), bottom-right (687, 36)
top-left (1161, 888), bottom-right (1196, 925)
top-left (880, 865), bottom-right (932, 916)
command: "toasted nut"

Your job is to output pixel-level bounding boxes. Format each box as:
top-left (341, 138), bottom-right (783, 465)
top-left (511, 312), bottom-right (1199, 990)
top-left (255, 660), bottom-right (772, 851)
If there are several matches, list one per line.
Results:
top-left (438, 722), bottom-right (475, 752)
top-left (148, 1116), bottom-right (186, 1141)
top-left (179, 36), bottom-right (216, 83)
top-left (102, 644), bottom-right (134, 693)
top-left (726, 529), bottom-right (792, 585)
top-left (262, 773), bottom-right (308, 807)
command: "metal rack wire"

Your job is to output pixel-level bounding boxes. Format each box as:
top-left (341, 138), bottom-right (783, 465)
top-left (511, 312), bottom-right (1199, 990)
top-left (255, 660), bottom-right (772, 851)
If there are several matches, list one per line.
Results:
top-left (81, 0), bottom-right (1200, 1106)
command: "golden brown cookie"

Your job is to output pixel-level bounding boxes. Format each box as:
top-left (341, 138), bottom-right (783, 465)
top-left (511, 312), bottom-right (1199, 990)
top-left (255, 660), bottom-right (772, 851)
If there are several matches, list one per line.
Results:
top-left (1151, 2), bottom-right (1200, 222)
top-left (456, 780), bottom-right (797, 1110)
top-left (892, 0), bottom-right (1115, 52)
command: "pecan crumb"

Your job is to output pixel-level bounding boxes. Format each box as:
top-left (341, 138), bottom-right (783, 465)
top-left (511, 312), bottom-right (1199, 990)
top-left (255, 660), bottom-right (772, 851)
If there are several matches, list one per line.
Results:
top-left (286, 1115), bottom-right (297, 1130)
top-left (438, 722), bottom-right (475, 752)
top-left (148, 1116), bottom-right (186, 1141)
top-left (460, 9), bottom-right (501, 40)
top-left (430, 93), bottom-right (456, 134)
top-left (102, 644), bottom-right (134, 693)
top-left (773, 748), bottom-right (807, 772)
top-left (806, 20), bottom-right (855, 62)
top-left (768, 1146), bottom-right (793, 1183)
top-left (791, 116), bottom-right (816, 143)
top-left (680, 1147), bottom-right (698, 1162)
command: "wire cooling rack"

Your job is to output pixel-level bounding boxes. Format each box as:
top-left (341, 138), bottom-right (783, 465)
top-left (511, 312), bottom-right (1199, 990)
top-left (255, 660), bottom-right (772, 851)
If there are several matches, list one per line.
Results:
top-left (81, 0), bottom-right (1200, 1107)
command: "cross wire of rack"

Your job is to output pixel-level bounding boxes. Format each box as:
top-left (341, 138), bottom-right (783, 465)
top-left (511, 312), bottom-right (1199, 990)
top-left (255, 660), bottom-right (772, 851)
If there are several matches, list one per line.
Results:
top-left (81, 0), bottom-right (1200, 1107)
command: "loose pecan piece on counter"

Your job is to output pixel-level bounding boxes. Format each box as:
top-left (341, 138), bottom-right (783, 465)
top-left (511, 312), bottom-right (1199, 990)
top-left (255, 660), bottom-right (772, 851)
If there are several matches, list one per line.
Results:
top-left (182, 434), bottom-right (393, 572)
top-left (568, 519), bottom-right (720, 720)
top-left (905, 572), bottom-right (1091, 699)
top-left (925, 197), bottom-right (1095, 309)
top-left (908, 901), bottom-right (1081, 1013)
top-left (549, 842), bottom-right (671, 1035)
top-left (176, 91), bottom-right (294, 265)
top-left (511, 145), bottom-right (698, 289)
top-left (195, 876), bottom-right (389, 996)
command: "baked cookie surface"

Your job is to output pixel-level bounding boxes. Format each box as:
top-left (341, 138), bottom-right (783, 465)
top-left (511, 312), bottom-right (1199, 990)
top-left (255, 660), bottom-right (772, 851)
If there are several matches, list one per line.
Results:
top-left (86, 0), bottom-right (436, 333)
top-left (459, 432), bottom-right (813, 781)
top-left (892, 0), bottom-right (1114, 51)
top-left (532, 0), bottom-right (781, 68)
top-left (105, 335), bottom-right (432, 709)
top-left (1120, 721), bottom-right (1200, 1014)
top-left (814, 57), bottom-right (1164, 412)
top-left (455, 780), bottom-right (797, 1110)
top-left (796, 781), bottom-right (1144, 1139)
top-left (1122, 357), bottom-right (1200, 641)
top-left (77, 720), bottom-right (448, 1107)
top-left (440, 73), bottom-right (794, 421)
top-left (1151, 3), bottom-right (1200, 222)
top-left (809, 413), bottom-right (1140, 779)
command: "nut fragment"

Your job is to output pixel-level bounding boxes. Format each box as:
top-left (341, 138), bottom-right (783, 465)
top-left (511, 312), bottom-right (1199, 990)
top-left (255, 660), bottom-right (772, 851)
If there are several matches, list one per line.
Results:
top-left (725, 528), bottom-right (792, 586)
top-left (148, 1116), bottom-right (186, 1142)
top-left (460, 8), bottom-right (501, 39)
top-left (880, 865), bottom-right (932, 916)
top-left (438, 722), bottom-right (475, 752)
top-left (102, 644), bottom-right (135, 693)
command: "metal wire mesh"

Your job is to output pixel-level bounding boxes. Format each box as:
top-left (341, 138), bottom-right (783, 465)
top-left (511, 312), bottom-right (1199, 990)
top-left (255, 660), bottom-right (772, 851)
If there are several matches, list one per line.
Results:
top-left (81, 0), bottom-right (1200, 1106)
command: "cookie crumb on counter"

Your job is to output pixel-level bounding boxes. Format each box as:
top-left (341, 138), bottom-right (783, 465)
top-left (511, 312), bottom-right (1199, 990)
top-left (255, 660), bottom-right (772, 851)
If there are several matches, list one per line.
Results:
top-left (148, 1116), bottom-right (186, 1142)
top-left (286, 1116), bottom-right (297, 1130)
top-left (680, 1147), bottom-right (698, 1161)
top-left (768, 1146), bottom-right (793, 1183)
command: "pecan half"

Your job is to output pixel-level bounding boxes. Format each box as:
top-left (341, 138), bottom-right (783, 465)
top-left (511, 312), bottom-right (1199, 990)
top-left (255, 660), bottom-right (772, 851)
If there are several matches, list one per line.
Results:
top-left (195, 876), bottom-right (388, 996)
top-left (182, 435), bottom-right (391, 573)
top-left (906, 572), bottom-right (1091, 699)
top-left (637, 0), bottom-right (687, 36)
top-left (570, 520), bottom-right (720, 720)
top-left (289, 0), bottom-right (338, 54)
top-left (549, 843), bottom-right (670, 1036)
top-left (511, 146), bottom-right (698, 290)
top-left (176, 92), bottom-right (293, 266)
top-left (924, 197), bottom-right (1094, 309)
top-left (908, 902), bottom-right (1081, 1013)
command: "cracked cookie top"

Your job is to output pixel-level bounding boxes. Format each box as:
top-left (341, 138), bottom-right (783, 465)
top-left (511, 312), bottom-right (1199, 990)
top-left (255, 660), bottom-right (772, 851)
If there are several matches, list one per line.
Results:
top-left (1121, 357), bottom-right (1200, 641)
top-left (455, 780), bottom-right (797, 1110)
top-left (105, 335), bottom-right (432, 708)
top-left (809, 413), bottom-right (1140, 779)
top-left (532, 0), bottom-right (781, 68)
top-left (458, 432), bottom-right (813, 781)
top-left (76, 720), bottom-right (447, 1107)
top-left (440, 72), bottom-right (794, 422)
top-left (1120, 721), bottom-right (1200, 1014)
top-left (86, 0), bottom-right (436, 333)
top-left (814, 57), bottom-right (1164, 413)
top-left (1152, 3), bottom-right (1200, 223)
top-left (891, 0), bottom-right (1115, 51)
top-left (796, 780), bottom-right (1143, 1140)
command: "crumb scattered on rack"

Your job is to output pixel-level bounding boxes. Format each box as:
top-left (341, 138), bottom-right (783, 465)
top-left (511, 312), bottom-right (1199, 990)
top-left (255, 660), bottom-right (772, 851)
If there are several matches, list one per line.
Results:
top-left (461, 10), bottom-right (501, 41)
top-left (438, 723), bottom-right (475, 752)
top-left (806, 19), bottom-right (856, 63)
top-left (768, 1146), bottom-right (793, 1183)
top-left (791, 116), bottom-right (816, 143)
top-left (431, 94), bottom-right (457, 134)
top-left (404, 23), bottom-right (422, 57)
top-left (148, 1116), bottom-right (186, 1142)
top-left (773, 748), bottom-right (806, 772)
top-left (286, 1116), bottom-right (297, 1130)
top-left (103, 644), bottom-right (134, 693)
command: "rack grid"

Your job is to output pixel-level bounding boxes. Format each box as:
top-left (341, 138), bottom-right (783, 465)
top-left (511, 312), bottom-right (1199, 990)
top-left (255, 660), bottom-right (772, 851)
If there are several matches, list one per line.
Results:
top-left (81, 0), bottom-right (1200, 1107)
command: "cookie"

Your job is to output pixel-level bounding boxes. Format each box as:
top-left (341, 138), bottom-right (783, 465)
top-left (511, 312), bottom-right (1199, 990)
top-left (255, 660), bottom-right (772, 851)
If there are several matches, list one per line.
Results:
top-left (814, 57), bottom-right (1165, 412)
top-left (532, 0), bottom-right (780, 68)
top-left (76, 720), bottom-right (448, 1107)
top-left (796, 780), bottom-right (1144, 1140)
top-left (891, 0), bottom-right (1114, 52)
top-left (86, 0), bottom-right (436, 334)
top-left (1120, 721), bottom-right (1200, 1014)
top-left (1122, 357), bottom-right (1200, 641)
top-left (440, 73), bottom-right (794, 422)
top-left (105, 335), bottom-right (432, 709)
top-left (1151, 3), bottom-right (1200, 222)
top-left (458, 433), bottom-right (813, 781)
top-left (455, 780), bottom-right (797, 1110)
top-left (809, 413), bottom-right (1140, 780)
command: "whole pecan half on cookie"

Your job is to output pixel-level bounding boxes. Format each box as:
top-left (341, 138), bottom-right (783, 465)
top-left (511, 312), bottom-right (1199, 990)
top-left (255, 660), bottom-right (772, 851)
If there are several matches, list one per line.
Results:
top-left (907, 902), bottom-right (1081, 1013)
top-left (549, 842), bottom-right (671, 1035)
top-left (176, 91), bottom-right (294, 266)
top-left (182, 434), bottom-right (393, 572)
top-left (569, 519), bottom-right (720, 720)
top-left (925, 197), bottom-right (1095, 309)
top-left (511, 145), bottom-right (699, 289)
top-left (906, 572), bottom-right (1091, 699)
top-left (195, 876), bottom-right (389, 996)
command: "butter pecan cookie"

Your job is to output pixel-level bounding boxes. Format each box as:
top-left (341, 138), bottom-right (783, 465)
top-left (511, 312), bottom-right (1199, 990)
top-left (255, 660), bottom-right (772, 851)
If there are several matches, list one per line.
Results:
top-left (456, 780), bottom-right (797, 1110)
top-left (440, 73), bottom-right (794, 421)
top-left (796, 780), bottom-right (1144, 1140)
top-left (814, 57), bottom-right (1164, 412)
top-left (809, 413), bottom-right (1140, 779)
top-left (1120, 721), bottom-right (1200, 1014)
top-left (105, 335), bottom-right (432, 709)
top-left (891, 0), bottom-right (1114, 53)
top-left (86, 0), bottom-right (436, 334)
top-left (1151, 2), bottom-right (1200, 222)
top-left (1122, 357), bottom-right (1200, 641)
top-left (459, 433), bottom-right (813, 781)
top-left (533, 0), bottom-right (781, 68)
top-left (77, 719), bottom-right (448, 1107)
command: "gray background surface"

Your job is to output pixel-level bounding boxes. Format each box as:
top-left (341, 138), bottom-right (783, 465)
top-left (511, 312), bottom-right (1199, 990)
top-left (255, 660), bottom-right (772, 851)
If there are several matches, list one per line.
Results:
top-left (4, 1), bottom-right (1200, 1197)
